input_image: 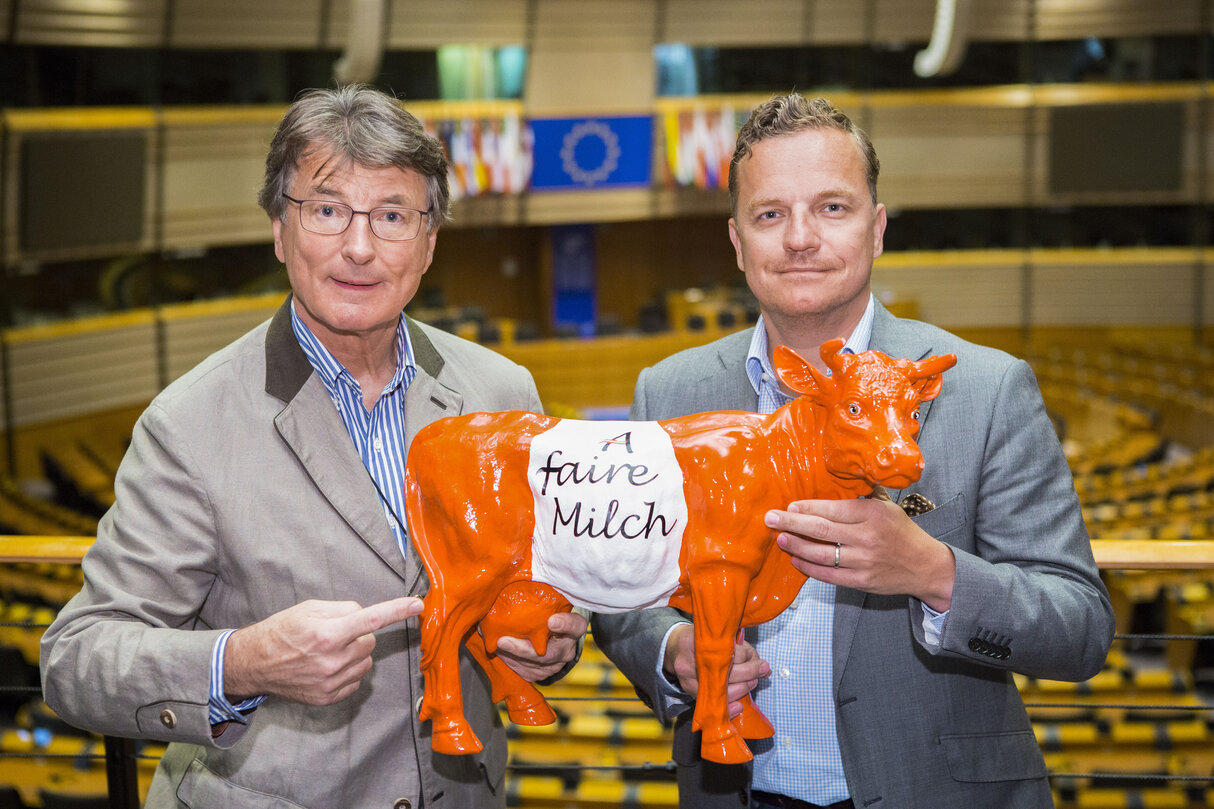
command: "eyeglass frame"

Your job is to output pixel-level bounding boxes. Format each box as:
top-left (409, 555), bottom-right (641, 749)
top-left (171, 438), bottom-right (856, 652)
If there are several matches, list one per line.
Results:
top-left (281, 193), bottom-right (431, 241)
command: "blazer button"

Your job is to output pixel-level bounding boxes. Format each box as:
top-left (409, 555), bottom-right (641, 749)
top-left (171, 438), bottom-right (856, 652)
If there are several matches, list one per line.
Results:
top-left (392, 799), bottom-right (412, 809)
top-left (159, 709), bottom-right (177, 729)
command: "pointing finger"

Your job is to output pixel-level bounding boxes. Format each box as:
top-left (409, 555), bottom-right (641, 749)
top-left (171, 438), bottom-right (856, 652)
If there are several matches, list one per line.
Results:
top-left (338, 597), bottom-right (423, 640)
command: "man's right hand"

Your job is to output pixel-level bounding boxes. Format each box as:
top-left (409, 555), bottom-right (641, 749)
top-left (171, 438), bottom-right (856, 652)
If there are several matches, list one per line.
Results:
top-left (662, 624), bottom-right (770, 717)
top-left (223, 597), bottom-right (422, 705)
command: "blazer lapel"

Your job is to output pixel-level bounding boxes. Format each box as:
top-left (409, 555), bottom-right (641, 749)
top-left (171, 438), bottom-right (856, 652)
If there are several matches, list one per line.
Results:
top-left (263, 300), bottom-right (411, 584)
top-left (398, 320), bottom-right (466, 592)
top-left (709, 330), bottom-right (760, 412)
top-left (868, 301), bottom-right (945, 501)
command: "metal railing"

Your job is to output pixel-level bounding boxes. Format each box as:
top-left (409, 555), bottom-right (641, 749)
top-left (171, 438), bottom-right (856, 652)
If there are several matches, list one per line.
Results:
top-left (2, 536), bottom-right (1213, 808)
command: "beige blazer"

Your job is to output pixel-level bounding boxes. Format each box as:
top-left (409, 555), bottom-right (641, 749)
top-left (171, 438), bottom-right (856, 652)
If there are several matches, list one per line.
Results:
top-left (41, 299), bottom-right (543, 809)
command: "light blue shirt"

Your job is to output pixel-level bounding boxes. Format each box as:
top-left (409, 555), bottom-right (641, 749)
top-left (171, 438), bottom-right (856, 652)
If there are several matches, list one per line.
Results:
top-left (206, 302), bottom-right (417, 726)
top-left (655, 295), bottom-right (946, 804)
top-left (744, 301), bottom-right (872, 805)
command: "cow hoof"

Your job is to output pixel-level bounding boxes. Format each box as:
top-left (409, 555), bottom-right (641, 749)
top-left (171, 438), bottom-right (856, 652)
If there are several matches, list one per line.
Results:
top-left (431, 720), bottom-right (484, 756)
top-left (700, 731), bottom-right (754, 765)
top-left (732, 700), bottom-right (775, 740)
top-left (505, 698), bottom-right (557, 726)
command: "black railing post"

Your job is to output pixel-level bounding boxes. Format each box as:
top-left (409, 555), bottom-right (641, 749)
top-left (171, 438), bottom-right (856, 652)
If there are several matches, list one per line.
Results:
top-left (104, 735), bottom-right (140, 809)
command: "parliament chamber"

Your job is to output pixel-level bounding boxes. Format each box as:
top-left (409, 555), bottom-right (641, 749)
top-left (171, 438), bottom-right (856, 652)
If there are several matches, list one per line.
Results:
top-left (2, 0), bottom-right (1214, 806)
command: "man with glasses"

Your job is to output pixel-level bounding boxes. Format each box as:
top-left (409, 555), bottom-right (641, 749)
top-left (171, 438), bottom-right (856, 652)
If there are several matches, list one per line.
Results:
top-left (41, 85), bottom-right (586, 808)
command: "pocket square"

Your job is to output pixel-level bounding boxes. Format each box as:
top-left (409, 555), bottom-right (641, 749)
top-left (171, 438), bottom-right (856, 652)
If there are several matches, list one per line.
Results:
top-left (900, 493), bottom-right (936, 516)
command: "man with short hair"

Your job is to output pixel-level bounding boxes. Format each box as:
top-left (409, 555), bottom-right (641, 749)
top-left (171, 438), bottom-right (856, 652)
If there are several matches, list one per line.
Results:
top-left (592, 93), bottom-right (1113, 809)
top-left (42, 85), bottom-right (586, 808)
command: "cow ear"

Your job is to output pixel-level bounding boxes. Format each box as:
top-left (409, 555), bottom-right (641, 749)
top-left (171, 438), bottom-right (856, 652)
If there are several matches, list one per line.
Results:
top-left (774, 344), bottom-right (833, 398)
top-left (909, 353), bottom-right (957, 402)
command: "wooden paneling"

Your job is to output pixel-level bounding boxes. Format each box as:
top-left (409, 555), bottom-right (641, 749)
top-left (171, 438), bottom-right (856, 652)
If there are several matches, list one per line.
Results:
top-left (872, 251), bottom-right (1026, 329)
top-left (2, 85), bottom-right (1214, 263)
top-left (661, 0), bottom-right (810, 46)
top-left (871, 0), bottom-right (935, 43)
top-left (1, 0), bottom-right (1209, 50)
top-left (383, 0), bottom-right (530, 48)
top-left (1033, 0), bottom-right (1203, 40)
top-left (168, 0), bottom-right (324, 48)
top-left (526, 0), bottom-right (656, 114)
top-left (4, 314), bottom-right (159, 428)
top-left (530, 0), bottom-right (655, 51)
top-left (1032, 254), bottom-right (1199, 326)
top-left (12, 0), bottom-right (167, 47)
top-left (159, 109), bottom-right (281, 251)
top-left (870, 105), bottom-right (1031, 209)
top-left (969, 0), bottom-right (1034, 42)
top-left (805, 0), bottom-right (869, 44)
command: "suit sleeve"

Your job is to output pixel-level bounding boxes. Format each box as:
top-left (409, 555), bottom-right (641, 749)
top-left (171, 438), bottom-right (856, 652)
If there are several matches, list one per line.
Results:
top-left (591, 365), bottom-right (693, 723)
top-left (40, 401), bottom-right (231, 745)
top-left (926, 358), bottom-right (1114, 681)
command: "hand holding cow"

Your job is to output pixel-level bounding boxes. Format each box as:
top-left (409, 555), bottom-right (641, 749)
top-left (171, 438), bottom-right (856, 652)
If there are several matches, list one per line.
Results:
top-left (494, 610), bottom-right (589, 682)
top-left (766, 498), bottom-right (957, 612)
top-left (663, 624), bottom-right (771, 718)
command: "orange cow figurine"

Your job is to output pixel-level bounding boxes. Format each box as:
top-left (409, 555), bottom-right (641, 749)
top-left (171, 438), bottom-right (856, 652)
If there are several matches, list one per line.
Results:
top-left (405, 338), bottom-right (956, 765)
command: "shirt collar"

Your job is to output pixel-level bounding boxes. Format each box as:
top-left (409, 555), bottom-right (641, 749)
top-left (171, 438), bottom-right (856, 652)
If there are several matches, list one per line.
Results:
top-left (289, 301), bottom-right (417, 401)
top-left (746, 293), bottom-right (876, 397)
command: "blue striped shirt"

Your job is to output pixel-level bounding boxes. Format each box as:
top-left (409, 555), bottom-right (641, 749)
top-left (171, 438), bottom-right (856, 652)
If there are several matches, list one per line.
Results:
top-left (206, 303), bottom-right (417, 725)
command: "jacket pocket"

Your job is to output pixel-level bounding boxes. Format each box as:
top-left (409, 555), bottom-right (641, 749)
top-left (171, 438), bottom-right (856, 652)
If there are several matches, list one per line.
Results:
top-left (177, 758), bottom-right (311, 808)
top-left (939, 730), bottom-right (1047, 783)
top-left (911, 492), bottom-right (966, 541)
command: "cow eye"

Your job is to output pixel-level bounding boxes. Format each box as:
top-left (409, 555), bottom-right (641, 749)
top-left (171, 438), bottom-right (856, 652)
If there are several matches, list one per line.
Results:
top-left (848, 404), bottom-right (861, 416)
top-left (911, 409), bottom-right (921, 420)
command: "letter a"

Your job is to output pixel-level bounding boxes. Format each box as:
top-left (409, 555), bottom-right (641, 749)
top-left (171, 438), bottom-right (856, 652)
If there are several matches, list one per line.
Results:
top-left (599, 432), bottom-right (634, 453)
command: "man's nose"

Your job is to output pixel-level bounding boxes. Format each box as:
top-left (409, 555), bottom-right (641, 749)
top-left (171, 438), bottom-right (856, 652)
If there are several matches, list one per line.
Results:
top-left (342, 212), bottom-right (377, 262)
top-left (785, 210), bottom-right (821, 251)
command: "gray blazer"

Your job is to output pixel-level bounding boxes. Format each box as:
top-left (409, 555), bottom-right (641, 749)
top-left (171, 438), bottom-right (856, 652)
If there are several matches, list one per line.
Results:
top-left (41, 299), bottom-right (543, 809)
top-left (592, 301), bottom-right (1114, 809)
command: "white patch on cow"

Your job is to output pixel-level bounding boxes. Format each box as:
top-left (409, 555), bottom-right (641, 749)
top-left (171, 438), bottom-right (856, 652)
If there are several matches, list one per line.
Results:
top-left (528, 420), bottom-right (687, 613)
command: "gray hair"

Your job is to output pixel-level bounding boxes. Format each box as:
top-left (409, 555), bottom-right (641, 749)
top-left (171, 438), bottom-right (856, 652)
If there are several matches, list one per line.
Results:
top-left (258, 84), bottom-right (450, 231)
top-left (728, 93), bottom-right (880, 215)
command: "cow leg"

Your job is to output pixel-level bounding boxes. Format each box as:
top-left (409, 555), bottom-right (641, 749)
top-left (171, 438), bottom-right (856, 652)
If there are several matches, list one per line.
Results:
top-left (465, 630), bottom-right (557, 726)
top-left (474, 582), bottom-right (570, 726)
top-left (688, 564), bottom-right (755, 765)
top-left (418, 593), bottom-right (496, 755)
top-left (730, 629), bottom-right (774, 741)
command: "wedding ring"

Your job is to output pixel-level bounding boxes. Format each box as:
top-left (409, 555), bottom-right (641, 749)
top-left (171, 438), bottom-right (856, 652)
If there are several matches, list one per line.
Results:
top-left (834, 543), bottom-right (841, 568)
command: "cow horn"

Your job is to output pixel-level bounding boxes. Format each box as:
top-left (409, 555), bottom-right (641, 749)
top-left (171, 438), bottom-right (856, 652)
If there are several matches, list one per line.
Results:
top-left (819, 338), bottom-right (848, 375)
top-left (909, 353), bottom-right (958, 379)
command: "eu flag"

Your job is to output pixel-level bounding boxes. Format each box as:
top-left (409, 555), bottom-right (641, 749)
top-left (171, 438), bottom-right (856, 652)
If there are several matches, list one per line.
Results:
top-left (530, 116), bottom-right (653, 190)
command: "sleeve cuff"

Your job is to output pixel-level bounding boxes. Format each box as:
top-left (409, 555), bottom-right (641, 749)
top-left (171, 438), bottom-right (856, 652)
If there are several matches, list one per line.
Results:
top-left (653, 621), bottom-right (694, 720)
top-left (209, 629), bottom-right (266, 725)
top-left (920, 603), bottom-right (949, 649)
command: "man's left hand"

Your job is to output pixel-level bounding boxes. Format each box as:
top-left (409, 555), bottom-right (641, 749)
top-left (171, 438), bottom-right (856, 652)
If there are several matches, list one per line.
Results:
top-left (765, 497), bottom-right (956, 612)
top-left (494, 611), bottom-right (588, 682)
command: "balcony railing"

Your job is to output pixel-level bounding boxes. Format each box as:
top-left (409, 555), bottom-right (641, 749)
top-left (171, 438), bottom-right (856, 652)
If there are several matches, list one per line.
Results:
top-left (2, 535), bottom-right (1213, 808)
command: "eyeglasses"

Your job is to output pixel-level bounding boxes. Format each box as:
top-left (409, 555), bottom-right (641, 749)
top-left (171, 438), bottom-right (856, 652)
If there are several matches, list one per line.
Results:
top-left (282, 193), bottom-right (429, 241)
